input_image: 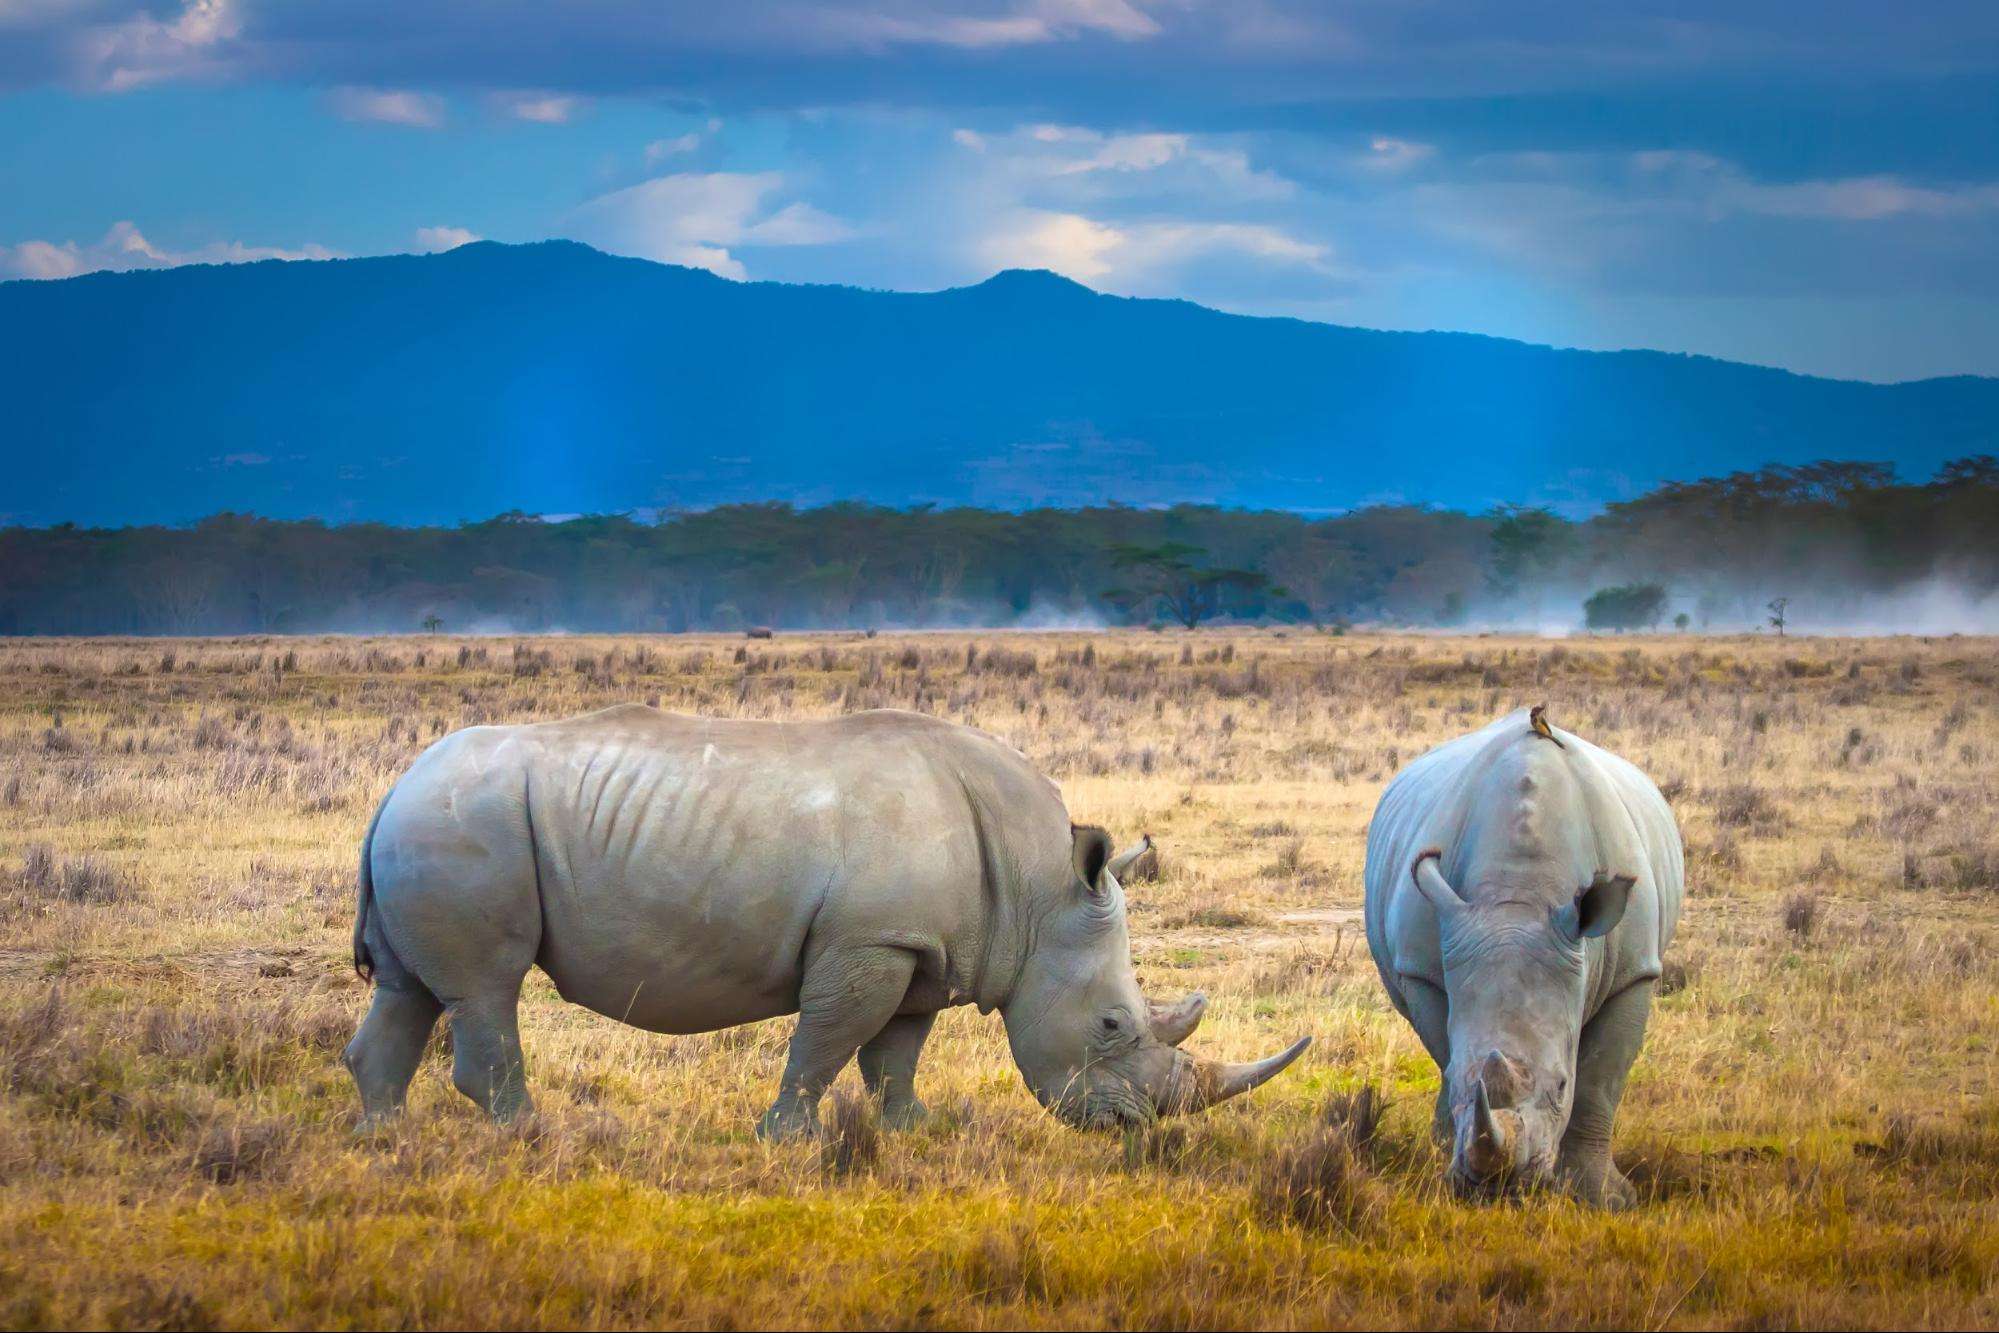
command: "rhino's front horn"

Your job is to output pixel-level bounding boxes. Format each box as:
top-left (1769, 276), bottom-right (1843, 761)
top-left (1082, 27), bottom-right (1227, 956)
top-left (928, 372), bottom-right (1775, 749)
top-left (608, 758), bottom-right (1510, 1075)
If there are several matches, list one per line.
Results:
top-left (1147, 991), bottom-right (1206, 1046)
top-left (1166, 1036), bottom-right (1311, 1114)
top-left (1466, 1079), bottom-right (1511, 1177)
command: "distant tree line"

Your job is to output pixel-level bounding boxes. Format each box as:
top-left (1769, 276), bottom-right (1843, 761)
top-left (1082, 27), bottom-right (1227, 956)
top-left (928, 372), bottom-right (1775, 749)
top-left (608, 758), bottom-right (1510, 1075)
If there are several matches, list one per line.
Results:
top-left (1, 458), bottom-right (1993, 635)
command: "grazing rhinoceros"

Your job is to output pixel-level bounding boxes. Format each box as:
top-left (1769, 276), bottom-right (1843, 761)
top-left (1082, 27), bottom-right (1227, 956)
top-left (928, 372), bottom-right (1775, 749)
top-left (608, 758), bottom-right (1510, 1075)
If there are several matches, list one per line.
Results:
top-left (1363, 707), bottom-right (1683, 1207)
top-left (344, 704), bottom-right (1307, 1138)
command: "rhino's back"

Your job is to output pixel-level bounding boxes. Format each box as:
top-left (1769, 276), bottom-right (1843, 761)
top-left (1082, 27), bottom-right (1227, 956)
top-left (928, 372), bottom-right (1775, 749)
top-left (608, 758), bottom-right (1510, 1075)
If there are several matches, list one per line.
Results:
top-left (509, 706), bottom-right (1064, 1031)
top-left (1364, 711), bottom-right (1683, 1009)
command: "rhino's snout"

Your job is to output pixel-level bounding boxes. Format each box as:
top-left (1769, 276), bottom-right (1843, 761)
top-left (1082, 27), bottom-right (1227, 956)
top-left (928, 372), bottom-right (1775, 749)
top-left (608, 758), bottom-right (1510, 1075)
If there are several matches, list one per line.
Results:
top-left (1043, 1037), bottom-right (1312, 1132)
top-left (1449, 1049), bottom-right (1560, 1197)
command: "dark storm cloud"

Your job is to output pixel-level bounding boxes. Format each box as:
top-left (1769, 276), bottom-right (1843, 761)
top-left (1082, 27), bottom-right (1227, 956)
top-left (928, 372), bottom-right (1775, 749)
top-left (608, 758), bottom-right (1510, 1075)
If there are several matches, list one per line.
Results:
top-left (6, 2), bottom-right (1999, 380)
top-left (15, 3), bottom-right (1995, 189)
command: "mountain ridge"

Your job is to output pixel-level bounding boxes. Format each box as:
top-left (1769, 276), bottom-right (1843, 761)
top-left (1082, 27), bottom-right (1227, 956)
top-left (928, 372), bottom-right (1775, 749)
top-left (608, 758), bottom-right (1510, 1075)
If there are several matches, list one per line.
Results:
top-left (3, 239), bottom-right (1994, 526)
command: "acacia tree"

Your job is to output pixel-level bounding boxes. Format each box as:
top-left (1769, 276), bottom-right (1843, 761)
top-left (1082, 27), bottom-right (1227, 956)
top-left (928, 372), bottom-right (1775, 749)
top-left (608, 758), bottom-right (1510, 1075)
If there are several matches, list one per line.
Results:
top-left (1583, 583), bottom-right (1667, 632)
top-left (1487, 505), bottom-right (1577, 597)
top-left (1102, 542), bottom-right (1274, 629)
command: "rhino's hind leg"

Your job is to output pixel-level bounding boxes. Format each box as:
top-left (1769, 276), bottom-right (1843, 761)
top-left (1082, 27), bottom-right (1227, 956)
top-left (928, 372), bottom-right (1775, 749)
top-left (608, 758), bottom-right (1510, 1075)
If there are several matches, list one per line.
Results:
top-left (759, 947), bottom-right (917, 1142)
top-left (1558, 980), bottom-right (1655, 1210)
top-left (447, 989), bottom-right (534, 1123)
top-left (343, 983), bottom-right (443, 1127)
top-left (858, 1011), bottom-right (936, 1129)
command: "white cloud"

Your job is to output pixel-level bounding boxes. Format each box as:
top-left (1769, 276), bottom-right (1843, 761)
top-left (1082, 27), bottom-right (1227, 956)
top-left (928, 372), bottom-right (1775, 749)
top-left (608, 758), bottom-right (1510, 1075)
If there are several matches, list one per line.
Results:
top-left (977, 209), bottom-right (1332, 286)
top-left (1721, 175), bottom-right (1999, 222)
top-left (743, 201), bottom-right (852, 245)
top-left (646, 133), bottom-right (701, 162)
top-left (981, 211), bottom-right (1124, 278)
top-left (328, 86), bottom-right (445, 128)
top-left (1, 221), bottom-right (338, 280)
top-left (644, 119), bottom-right (723, 165)
top-left (986, 123), bottom-right (1296, 199)
top-left (827, 0), bottom-right (1160, 50)
top-left (414, 226), bottom-right (480, 253)
top-left (503, 93), bottom-right (583, 124)
top-left (75, 0), bottom-right (241, 92)
top-left (952, 128), bottom-right (987, 152)
top-left (1055, 131), bottom-right (1187, 174)
top-left (1363, 137), bottom-right (1435, 172)
top-left (566, 172), bottom-right (851, 278)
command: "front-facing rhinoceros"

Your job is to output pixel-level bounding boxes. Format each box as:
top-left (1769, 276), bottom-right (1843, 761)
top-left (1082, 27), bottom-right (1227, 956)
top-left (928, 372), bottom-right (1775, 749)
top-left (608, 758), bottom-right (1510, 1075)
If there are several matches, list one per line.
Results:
top-left (1363, 707), bottom-right (1683, 1207)
top-left (344, 704), bottom-right (1308, 1138)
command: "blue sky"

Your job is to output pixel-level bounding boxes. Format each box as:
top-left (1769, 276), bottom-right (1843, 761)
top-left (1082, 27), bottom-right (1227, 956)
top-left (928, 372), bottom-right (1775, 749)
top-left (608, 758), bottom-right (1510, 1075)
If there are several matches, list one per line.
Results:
top-left (3, 1), bottom-right (1997, 381)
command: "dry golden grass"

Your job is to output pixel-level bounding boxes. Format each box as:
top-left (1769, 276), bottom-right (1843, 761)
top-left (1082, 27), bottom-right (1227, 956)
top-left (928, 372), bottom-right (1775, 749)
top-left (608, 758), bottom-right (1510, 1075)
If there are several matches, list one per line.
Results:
top-left (2, 629), bottom-right (1995, 1329)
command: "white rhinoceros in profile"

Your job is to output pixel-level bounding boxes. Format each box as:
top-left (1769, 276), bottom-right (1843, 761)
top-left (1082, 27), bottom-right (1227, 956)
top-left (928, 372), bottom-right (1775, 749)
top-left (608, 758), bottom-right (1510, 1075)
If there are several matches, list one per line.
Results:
top-left (1364, 707), bottom-right (1683, 1207)
top-left (343, 704), bottom-right (1307, 1138)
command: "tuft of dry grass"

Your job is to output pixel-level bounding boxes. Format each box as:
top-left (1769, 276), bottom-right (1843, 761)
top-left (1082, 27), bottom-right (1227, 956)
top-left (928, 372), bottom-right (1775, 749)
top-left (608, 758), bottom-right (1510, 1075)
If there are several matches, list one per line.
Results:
top-left (820, 1091), bottom-right (881, 1178)
top-left (1321, 1084), bottom-right (1388, 1156)
top-left (193, 1115), bottom-right (293, 1184)
top-left (0, 628), bottom-right (1994, 1328)
top-left (1252, 1128), bottom-right (1379, 1235)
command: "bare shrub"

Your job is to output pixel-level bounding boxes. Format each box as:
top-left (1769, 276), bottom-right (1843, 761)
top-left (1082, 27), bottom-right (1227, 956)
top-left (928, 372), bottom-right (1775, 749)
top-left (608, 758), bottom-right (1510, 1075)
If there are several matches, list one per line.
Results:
top-left (1782, 892), bottom-right (1820, 940)
top-left (1702, 831), bottom-right (1742, 873)
top-left (0, 988), bottom-right (66, 1082)
top-left (1264, 837), bottom-right (1308, 879)
top-left (1711, 783), bottom-right (1782, 831)
top-left (17, 845), bottom-right (134, 905)
top-left (1944, 849), bottom-right (1998, 892)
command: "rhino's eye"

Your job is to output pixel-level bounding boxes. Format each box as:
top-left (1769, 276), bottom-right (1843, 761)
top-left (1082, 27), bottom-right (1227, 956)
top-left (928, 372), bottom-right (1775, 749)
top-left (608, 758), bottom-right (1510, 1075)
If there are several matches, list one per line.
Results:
top-left (1101, 1016), bottom-right (1120, 1032)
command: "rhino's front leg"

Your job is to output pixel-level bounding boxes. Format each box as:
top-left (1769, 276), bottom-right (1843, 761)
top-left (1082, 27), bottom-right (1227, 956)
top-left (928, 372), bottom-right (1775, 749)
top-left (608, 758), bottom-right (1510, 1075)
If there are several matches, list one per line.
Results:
top-left (758, 946), bottom-right (916, 1142)
top-left (1558, 979), bottom-right (1655, 1210)
top-left (858, 1011), bottom-right (936, 1129)
top-left (1397, 978), bottom-right (1453, 1146)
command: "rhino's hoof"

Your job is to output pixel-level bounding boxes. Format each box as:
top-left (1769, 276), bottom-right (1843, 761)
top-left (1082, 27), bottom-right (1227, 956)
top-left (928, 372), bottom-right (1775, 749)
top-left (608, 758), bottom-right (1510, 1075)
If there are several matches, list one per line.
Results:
top-left (1560, 1159), bottom-right (1636, 1210)
top-left (756, 1105), bottom-right (822, 1142)
top-left (1600, 1170), bottom-right (1638, 1212)
top-left (881, 1099), bottom-right (930, 1131)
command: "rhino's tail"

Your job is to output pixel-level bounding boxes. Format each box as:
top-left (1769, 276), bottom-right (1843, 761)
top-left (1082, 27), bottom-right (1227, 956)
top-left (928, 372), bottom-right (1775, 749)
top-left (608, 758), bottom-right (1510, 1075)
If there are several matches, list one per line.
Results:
top-left (352, 789), bottom-right (393, 983)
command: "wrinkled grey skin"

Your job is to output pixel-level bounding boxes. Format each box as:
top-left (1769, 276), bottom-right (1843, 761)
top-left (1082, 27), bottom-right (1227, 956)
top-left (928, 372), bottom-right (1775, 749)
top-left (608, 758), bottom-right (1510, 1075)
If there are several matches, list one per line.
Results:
top-left (343, 705), bottom-right (1307, 1138)
top-left (1364, 709), bottom-right (1683, 1207)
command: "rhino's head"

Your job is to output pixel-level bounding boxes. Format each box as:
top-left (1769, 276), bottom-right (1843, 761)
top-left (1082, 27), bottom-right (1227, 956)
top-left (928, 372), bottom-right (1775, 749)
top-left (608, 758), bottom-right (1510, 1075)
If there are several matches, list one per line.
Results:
top-left (1410, 849), bottom-right (1635, 1196)
top-left (1001, 827), bottom-right (1310, 1131)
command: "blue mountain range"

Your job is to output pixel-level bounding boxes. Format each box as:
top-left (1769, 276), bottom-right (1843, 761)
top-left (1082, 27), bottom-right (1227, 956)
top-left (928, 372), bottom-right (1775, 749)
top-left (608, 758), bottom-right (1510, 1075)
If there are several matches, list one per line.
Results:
top-left (4, 239), bottom-right (1993, 526)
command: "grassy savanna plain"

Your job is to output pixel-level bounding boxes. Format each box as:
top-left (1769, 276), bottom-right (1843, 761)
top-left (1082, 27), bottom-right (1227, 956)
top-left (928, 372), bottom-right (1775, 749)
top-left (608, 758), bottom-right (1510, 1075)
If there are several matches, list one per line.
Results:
top-left (1, 630), bottom-right (1995, 1330)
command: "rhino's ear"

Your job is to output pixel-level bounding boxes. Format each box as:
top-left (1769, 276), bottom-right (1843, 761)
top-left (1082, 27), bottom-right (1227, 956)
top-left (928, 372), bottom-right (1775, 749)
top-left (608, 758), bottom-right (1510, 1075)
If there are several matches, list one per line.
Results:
top-left (1568, 871), bottom-right (1636, 939)
top-left (1071, 824), bottom-right (1114, 896)
top-left (1411, 849), bottom-right (1465, 917)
